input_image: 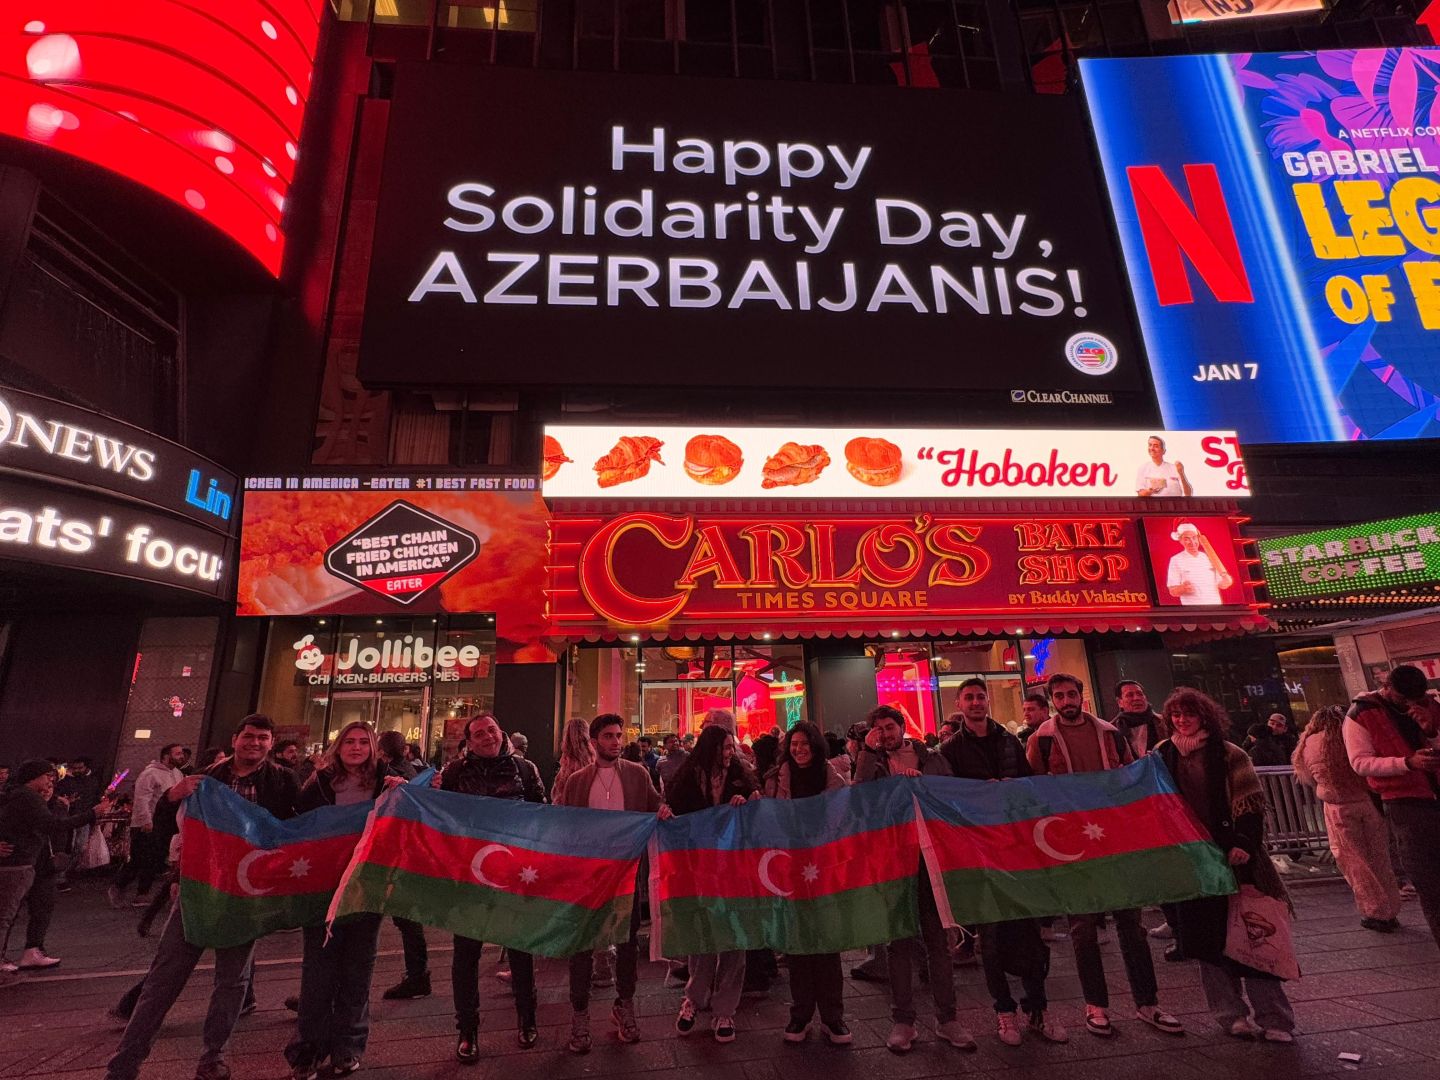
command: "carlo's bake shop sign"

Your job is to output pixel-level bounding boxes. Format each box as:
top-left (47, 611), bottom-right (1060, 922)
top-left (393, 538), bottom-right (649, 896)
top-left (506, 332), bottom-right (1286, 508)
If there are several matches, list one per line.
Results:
top-left (541, 426), bottom-right (1249, 500)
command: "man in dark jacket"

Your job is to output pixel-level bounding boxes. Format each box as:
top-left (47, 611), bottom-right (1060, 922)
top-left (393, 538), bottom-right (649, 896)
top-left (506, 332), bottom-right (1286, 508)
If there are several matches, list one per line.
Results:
top-left (1109, 681), bottom-right (1170, 759)
top-left (939, 680), bottom-right (1067, 1049)
top-left (443, 713), bottom-right (546, 1063)
top-left (0, 760), bottom-right (112, 972)
top-left (106, 714), bottom-right (300, 1080)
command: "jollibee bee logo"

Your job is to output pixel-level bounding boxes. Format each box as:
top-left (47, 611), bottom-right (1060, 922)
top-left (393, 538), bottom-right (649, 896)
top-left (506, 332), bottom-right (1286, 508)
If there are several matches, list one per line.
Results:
top-left (1065, 333), bottom-right (1118, 376)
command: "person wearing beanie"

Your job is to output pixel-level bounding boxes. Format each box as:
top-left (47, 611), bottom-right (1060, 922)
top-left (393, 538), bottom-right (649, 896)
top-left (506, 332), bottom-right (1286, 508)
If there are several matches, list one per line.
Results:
top-left (0, 759), bottom-right (113, 973)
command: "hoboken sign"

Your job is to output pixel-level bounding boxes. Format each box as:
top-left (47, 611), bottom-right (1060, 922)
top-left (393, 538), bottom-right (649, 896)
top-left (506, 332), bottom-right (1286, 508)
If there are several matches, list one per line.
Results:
top-left (548, 512), bottom-right (1166, 632)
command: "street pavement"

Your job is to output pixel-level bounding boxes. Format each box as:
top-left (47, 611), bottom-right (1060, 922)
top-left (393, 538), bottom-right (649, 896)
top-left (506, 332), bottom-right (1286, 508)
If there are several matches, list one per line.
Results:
top-left (1, 878), bottom-right (1437, 1080)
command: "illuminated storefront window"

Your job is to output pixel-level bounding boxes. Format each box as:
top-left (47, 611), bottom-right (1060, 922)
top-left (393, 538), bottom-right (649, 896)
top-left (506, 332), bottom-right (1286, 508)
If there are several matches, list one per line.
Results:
top-left (256, 613), bottom-right (495, 763)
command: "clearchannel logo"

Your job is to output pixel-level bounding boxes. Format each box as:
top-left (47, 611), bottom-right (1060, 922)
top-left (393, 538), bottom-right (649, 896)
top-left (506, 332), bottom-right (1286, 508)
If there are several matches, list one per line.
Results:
top-left (1010, 389), bottom-right (1114, 406)
top-left (1064, 332), bottom-right (1119, 376)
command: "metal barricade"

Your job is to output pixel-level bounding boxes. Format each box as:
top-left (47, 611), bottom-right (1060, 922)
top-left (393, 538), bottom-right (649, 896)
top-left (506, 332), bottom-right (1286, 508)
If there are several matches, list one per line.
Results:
top-left (1254, 765), bottom-right (1334, 866)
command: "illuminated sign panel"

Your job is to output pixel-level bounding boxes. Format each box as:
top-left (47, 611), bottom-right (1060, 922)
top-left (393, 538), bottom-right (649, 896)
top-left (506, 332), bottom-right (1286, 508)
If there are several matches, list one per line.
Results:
top-left (542, 425), bottom-right (1249, 499)
top-left (1081, 49), bottom-right (1440, 444)
top-left (548, 511), bottom-right (1261, 635)
top-left (237, 473), bottom-right (552, 664)
top-left (1169, 0), bottom-right (1326, 25)
top-left (360, 64), bottom-right (1148, 405)
top-left (1, 2), bottom-right (325, 275)
top-left (1259, 513), bottom-right (1440, 599)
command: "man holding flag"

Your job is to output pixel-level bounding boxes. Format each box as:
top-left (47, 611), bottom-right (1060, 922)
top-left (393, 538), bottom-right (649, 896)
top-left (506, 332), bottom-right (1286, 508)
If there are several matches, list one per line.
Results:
top-left (555, 714), bottom-right (670, 1053)
top-left (440, 713), bottom-right (547, 1062)
top-left (106, 714), bottom-right (301, 1080)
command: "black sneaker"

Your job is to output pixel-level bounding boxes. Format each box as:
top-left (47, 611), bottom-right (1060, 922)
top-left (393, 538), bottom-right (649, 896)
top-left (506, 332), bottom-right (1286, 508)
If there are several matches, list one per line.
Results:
top-left (282, 996), bottom-right (298, 1013)
top-left (290, 1065), bottom-right (318, 1080)
top-left (518, 1023), bottom-right (538, 1050)
top-left (821, 1020), bottom-right (853, 1046)
top-left (382, 973), bottom-right (431, 1000)
top-left (1361, 917), bottom-right (1400, 933)
top-left (328, 1058), bottom-right (361, 1077)
top-left (455, 1034), bottom-right (479, 1065)
top-left (849, 961), bottom-right (888, 982)
top-left (784, 1020), bottom-right (808, 1043)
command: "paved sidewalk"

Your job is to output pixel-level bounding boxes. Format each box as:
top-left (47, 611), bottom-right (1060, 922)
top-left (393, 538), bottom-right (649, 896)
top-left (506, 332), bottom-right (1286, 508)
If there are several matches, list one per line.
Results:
top-left (1, 879), bottom-right (1437, 1080)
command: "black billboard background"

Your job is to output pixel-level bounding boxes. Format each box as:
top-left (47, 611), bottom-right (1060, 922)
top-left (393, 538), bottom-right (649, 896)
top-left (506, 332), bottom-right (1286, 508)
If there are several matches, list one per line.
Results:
top-left (360, 65), bottom-right (1149, 397)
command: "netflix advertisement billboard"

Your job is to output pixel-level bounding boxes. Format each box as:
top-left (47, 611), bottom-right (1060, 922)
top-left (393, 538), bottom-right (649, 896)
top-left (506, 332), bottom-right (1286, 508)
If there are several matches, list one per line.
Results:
top-left (1082, 49), bottom-right (1440, 445)
top-left (360, 64), bottom-right (1149, 411)
top-left (548, 510), bottom-right (1262, 637)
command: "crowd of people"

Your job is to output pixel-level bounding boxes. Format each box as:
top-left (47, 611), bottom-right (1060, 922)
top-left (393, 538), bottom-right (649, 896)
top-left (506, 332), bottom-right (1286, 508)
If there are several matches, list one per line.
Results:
top-left (1, 664), bottom-right (1438, 1080)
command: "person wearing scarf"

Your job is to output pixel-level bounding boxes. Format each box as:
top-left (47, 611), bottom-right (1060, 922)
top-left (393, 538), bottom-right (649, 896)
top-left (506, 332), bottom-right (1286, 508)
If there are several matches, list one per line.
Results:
top-left (1155, 689), bottom-right (1295, 1043)
top-left (762, 722), bottom-right (850, 1046)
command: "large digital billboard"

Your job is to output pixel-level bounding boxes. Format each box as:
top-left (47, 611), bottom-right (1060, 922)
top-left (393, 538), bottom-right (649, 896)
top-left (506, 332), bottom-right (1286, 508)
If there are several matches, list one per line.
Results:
top-left (1, 2), bottom-right (325, 275)
top-left (1082, 49), bottom-right (1440, 444)
top-left (359, 64), bottom-right (1149, 408)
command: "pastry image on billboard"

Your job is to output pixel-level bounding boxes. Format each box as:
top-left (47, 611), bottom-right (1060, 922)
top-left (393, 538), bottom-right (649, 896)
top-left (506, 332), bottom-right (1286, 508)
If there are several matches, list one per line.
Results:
top-left (844, 437), bottom-right (903, 487)
top-left (594, 435), bottom-right (664, 488)
top-left (684, 434), bottom-right (743, 486)
top-left (761, 442), bottom-right (830, 489)
top-left (542, 435), bottom-right (573, 481)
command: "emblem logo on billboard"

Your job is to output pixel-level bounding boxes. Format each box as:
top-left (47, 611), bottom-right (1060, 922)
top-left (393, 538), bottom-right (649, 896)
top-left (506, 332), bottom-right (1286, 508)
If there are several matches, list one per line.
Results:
top-left (322, 501), bottom-right (480, 605)
top-left (1065, 333), bottom-right (1118, 375)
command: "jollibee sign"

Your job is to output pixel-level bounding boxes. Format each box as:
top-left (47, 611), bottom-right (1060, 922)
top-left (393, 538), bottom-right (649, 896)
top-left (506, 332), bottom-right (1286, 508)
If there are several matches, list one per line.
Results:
top-left (541, 425), bottom-right (1248, 499)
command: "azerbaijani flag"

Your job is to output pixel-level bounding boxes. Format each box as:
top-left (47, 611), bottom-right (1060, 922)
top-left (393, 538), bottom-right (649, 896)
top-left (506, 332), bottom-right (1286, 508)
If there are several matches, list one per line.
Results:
top-left (179, 779), bottom-right (370, 948)
top-left (651, 778), bottom-right (921, 957)
top-left (913, 755), bottom-right (1235, 925)
top-left (328, 784), bottom-right (654, 958)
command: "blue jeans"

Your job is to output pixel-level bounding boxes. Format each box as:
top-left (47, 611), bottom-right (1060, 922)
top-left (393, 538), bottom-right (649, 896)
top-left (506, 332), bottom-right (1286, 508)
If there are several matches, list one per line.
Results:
top-left (105, 904), bottom-right (255, 1080)
top-left (286, 914), bottom-right (383, 1067)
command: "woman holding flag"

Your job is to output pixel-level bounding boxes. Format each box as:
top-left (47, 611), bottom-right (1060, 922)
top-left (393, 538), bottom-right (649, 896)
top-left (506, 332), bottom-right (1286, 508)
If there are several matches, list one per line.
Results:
top-left (285, 722), bottom-right (399, 1080)
top-left (665, 725), bottom-right (757, 1043)
top-left (762, 722), bottom-right (852, 1045)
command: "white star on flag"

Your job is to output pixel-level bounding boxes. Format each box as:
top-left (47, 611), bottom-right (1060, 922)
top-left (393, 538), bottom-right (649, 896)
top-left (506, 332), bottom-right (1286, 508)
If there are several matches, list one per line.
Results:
top-left (288, 857), bottom-right (311, 879)
top-left (519, 866), bottom-right (539, 885)
top-left (1082, 823), bottom-right (1105, 842)
top-left (801, 863), bottom-right (819, 883)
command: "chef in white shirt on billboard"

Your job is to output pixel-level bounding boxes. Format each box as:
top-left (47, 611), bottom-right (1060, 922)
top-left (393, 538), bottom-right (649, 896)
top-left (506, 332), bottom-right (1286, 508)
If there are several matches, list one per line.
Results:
top-left (1165, 521), bottom-right (1233, 605)
top-left (1135, 436), bottom-right (1193, 497)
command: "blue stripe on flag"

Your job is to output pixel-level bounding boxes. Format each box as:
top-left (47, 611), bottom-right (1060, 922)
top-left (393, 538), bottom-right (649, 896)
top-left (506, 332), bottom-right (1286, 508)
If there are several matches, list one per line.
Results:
top-left (913, 756), bottom-right (1173, 828)
top-left (187, 779), bottom-right (371, 847)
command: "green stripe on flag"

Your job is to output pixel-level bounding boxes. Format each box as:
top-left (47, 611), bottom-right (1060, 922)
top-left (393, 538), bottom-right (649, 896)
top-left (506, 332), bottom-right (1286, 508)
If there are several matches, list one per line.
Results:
top-left (332, 862), bottom-right (634, 958)
top-left (658, 878), bottom-right (918, 955)
top-left (936, 843), bottom-right (1235, 925)
top-left (179, 879), bottom-right (329, 948)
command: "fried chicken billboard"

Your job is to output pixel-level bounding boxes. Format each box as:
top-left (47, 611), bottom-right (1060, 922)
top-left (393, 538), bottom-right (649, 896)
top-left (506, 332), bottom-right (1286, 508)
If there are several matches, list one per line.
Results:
top-left (542, 426), bottom-right (1250, 500)
top-left (236, 475), bottom-right (553, 662)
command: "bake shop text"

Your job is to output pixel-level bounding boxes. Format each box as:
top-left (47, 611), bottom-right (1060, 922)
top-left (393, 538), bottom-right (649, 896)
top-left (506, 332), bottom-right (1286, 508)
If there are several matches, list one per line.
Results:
top-left (406, 125), bottom-right (1086, 318)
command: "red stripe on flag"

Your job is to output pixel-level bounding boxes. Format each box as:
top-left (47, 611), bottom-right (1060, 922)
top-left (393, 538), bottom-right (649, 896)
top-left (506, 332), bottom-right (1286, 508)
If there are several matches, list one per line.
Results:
top-left (182, 819), bottom-right (357, 898)
top-left (357, 814), bottom-right (639, 911)
top-left (924, 792), bottom-right (1210, 874)
top-left (655, 821), bottom-right (919, 901)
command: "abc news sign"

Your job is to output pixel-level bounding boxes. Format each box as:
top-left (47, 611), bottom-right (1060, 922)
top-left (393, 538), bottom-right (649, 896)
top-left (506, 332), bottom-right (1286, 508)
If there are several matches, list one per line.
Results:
top-left (0, 387), bottom-right (236, 597)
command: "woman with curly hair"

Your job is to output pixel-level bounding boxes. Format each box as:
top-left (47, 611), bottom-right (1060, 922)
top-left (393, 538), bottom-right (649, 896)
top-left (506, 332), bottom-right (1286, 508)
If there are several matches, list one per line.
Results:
top-left (1294, 705), bottom-right (1401, 931)
top-left (1156, 688), bottom-right (1296, 1043)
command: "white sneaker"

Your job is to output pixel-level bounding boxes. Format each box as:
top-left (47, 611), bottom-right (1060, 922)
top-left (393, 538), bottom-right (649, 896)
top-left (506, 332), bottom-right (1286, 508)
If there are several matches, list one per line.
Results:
top-left (1228, 1017), bottom-right (1260, 1038)
top-left (935, 1019), bottom-right (976, 1049)
top-left (886, 1022), bottom-right (916, 1053)
top-left (1147, 922), bottom-right (1174, 939)
top-left (1262, 1029), bottom-right (1294, 1044)
top-left (996, 1012), bottom-right (1023, 1046)
top-left (0, 961), bottom-right (17, 974)
top-left (1027, 1010), bottom-right (1068, 1043)
top-left (17, 948), bottom-right (60, 970)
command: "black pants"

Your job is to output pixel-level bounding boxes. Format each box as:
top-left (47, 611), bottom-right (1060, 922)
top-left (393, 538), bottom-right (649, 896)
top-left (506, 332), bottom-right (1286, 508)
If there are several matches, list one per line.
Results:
top-left (1388, 799), bottom-right (1440, 947)
top-left (394, 918), bottom-right (428, 979)
top-left (1070, 908), bottom-right (1157, 1009)
top-left (286, 915), bottom-right (382, 1068)
top-left (4, 870), bottom-right (57, 952)
top-left (980, 920), bottom-right (1049, 1015)
top-left (788, 953), bottom-right (844, 1026)
top-left (888, 874), bottom-right (955, 1023)
top-left (452, 936), bottom-right (534, 1034)
top-left (114, 831), bottom-right (166, 895)
top-left (569, 890), bottom-right (641, 1011)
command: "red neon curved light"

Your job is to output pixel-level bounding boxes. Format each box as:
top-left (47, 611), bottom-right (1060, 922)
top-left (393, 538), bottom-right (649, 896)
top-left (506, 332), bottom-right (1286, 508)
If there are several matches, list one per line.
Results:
top-left (1, 2), bottom-right (325, 276)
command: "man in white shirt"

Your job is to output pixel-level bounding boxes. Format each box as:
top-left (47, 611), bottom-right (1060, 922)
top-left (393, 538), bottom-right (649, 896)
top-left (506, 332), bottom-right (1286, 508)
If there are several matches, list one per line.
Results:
top-left (1136, 437), bottom-right (1193, 497)
top-left (1165, 523), bottom-right (1232, 605)
top-left (107, 744), bottom-right (187, 907)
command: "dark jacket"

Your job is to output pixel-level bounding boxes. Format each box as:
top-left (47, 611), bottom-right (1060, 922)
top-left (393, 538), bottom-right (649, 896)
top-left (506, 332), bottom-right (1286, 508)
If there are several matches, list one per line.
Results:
top-left (665, 759), bottom-right (757, 815)
top-left (854, 739), bottom-right (951, 782)
top-left (206, 759), bottom-right (303, 820)
top-left (1246, 733), bottom-right (1292, 768)
top-left (296, 763), bottom-right (394, 813)
top-left (57, 771), bottom-right (102, 812)
top-left (0, 787), bottom-right (98, 869)
top-left (440, 744), bottom-right (546, 803)
top-left (1109, 709), bottom-right (1170, 756)
top-left (939, 719), bottom-right (1031, 781)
